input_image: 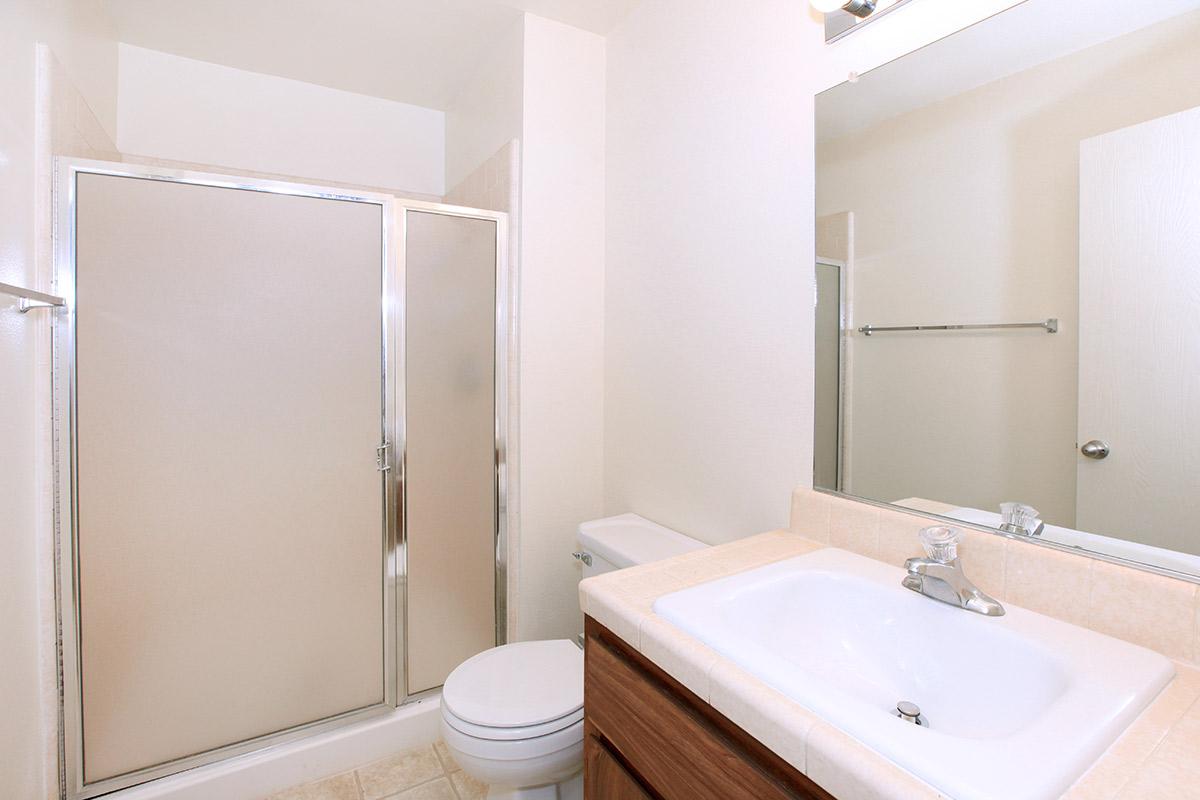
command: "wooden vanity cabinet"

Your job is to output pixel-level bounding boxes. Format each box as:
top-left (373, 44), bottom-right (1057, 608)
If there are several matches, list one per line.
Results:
top-left (583, 617), bottom-right (834, 800)
top-left (584, 738), bottom-right (655, 800)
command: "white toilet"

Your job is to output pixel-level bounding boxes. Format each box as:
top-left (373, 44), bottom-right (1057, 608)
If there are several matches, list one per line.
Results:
top-left (439, 514), bottom-right (706, 799)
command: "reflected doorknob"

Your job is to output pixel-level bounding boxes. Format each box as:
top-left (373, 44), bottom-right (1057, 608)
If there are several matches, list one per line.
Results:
top-left (1080, 440), bottom-right (1110, 460)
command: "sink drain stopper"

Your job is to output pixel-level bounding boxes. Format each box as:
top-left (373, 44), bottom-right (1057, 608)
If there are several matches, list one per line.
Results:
top-left (894, 700), bottom-right (928, 727)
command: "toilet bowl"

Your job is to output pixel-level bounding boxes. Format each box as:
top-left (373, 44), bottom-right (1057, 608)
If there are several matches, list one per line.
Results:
top-left (439, 514), bottom-right (706, 799)
top-left (440, 640), bottom-right (584, 800)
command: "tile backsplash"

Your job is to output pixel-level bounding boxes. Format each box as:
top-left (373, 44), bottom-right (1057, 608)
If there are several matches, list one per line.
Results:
top-left (790, 488), bottom-right (1200, 668)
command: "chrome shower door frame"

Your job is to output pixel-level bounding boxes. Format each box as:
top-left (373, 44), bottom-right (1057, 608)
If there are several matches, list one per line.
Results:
top-left (393, 200), bottom-right (512, 702)
top-left (816, 258), bottom-right (849, 494)
top-left (52, 158), bottom-right (400, 800)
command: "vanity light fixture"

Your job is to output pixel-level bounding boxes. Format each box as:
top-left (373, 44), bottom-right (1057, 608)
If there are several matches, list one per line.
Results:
top-left (812, 0), bottom-right (877, 19)
top-left (815, 0), bottom-right (914, 42)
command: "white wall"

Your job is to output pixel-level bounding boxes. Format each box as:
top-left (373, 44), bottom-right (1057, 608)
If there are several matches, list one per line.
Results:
top-left (602, 0), bottom-right (1033, 545)
top-left (603, 0), bottom-right (813, 543)
top-left (517, 14), bottom-right (606, 642)
top-left (34, 0), bottom-right (119, 141)
top-left (818, 12), bottom-right (1200, 525)
top-left (1, 5), bottom-right (118, 797)
top-left (117, 45), bottom-right (446, 196)
top-left (444, 18), bottom-right (524, 192)
top-left (0, 14), bottom-right (51, 795)
top-left (443, 13), bottom-right (607, 644)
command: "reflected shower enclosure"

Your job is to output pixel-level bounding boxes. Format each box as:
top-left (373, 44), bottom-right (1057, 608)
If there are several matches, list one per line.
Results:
top-left (814, 260), bottom-right (845, 493)
top-left (53, 160), bottom-right (509, 799)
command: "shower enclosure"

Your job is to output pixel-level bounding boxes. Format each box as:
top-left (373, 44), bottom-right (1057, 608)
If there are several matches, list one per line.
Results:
top-left (53, 160), bottom-right (509, 798)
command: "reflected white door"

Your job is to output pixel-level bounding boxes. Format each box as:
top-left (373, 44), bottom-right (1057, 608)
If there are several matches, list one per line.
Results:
top-left (1077, 106), bottom-right (1200, 555)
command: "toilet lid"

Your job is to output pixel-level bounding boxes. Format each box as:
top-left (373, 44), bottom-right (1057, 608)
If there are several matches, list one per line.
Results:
top-left (443, 640), bottom-right (583, 729)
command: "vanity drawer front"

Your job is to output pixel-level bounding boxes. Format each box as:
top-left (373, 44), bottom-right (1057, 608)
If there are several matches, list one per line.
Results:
top-left (584, 617), bottom-right (831, 800)
top-left (584, 733), bottom-right (655, 800)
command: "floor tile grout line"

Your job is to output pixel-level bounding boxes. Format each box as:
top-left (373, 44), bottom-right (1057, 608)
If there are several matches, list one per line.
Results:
top-left (274, 742), bottom-right (473, 800)
top-left (433, 741), bottom-right (456, 775)
top-left (374, 766), bottom-right (452, 800)
top-left (432, 741), bottom-right (466, 799)
top-left (377, 773), bottom-right (457, 800)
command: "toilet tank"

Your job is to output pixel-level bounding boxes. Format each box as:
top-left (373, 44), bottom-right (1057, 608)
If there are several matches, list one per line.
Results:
top-left (576, 513), bottom-right (707, 578)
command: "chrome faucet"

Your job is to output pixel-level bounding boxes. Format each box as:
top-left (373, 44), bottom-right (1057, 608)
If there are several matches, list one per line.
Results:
top-left (902, 526), bottom-right (1005, 617)
top-left (998, 502), bottom-right (1044, 537)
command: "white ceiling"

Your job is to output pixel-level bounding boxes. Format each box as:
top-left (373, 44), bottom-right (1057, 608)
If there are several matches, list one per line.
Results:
top-left (101, 0), bottom-right (640, 111)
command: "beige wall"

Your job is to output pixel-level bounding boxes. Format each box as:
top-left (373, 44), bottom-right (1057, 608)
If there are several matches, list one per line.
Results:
top-left (116, 44), bottom-right (446, 196)
top-left (816, 212), bottom-right (852, 266)
top-left (603, 0), bottom-right (813, 545)
top-left (817, 12), bottom-right (1200, 525)
top-left (444, 140), bottom-right (520, 214)
top-left (444, 18), bottom-right (524, 193)
top-left (517, 14), bottom-right (606, 641)
top-left (1, 3), bottom-right (118, 797)
top-left (31, 0), bottom-right (119, 141)
top-left (601, 0), bottom-right (1036, 547)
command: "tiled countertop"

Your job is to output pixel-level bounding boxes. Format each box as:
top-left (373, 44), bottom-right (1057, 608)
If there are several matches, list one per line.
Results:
top-left (578, 531), bottom-right (1200, 800)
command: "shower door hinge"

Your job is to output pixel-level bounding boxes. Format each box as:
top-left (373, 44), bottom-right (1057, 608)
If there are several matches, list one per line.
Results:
top-left (376, 442), bottom-right (391, 472)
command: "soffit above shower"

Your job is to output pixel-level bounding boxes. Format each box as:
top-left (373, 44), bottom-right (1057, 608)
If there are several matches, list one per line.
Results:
top-left (100, 0), bottom-right (641, 111)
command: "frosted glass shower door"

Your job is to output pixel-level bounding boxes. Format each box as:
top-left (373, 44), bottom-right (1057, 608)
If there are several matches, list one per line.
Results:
top-left (403, 208), bottom-right (501, 694)
top-left (66, 169), bottom-right (391, 790)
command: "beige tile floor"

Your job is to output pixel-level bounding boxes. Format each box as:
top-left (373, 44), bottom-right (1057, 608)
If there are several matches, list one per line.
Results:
top-left (266, 741), bottom-right (489, 800)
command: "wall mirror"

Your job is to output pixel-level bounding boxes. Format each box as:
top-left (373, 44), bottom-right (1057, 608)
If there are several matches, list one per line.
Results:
top-left (814, 0), bottom-right (1200, 581)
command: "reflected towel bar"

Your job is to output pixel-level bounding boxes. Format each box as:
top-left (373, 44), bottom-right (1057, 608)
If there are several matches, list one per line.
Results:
top-left (0, 281), bottom-right (65, 313)
top-left (858, 318), bottom-right (1058, 336)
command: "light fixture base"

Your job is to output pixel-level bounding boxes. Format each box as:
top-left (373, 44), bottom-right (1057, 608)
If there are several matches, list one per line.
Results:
top-left (820, 0), bottom-right (914, 43)
top-left (843, 0), bottom-right (877, 18)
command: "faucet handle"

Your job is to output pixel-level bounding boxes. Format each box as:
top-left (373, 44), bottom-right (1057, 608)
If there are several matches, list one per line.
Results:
top-left (1000, 502), bottom-right (1042, 536)
top-left (919, 526), bottom-right (961, 563)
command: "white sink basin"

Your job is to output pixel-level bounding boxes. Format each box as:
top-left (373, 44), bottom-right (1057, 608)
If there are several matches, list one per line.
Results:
top-left (652, 548), bottom-right (1174, 800)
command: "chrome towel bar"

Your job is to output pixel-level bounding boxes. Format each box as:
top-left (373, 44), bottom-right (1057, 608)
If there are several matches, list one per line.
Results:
top-left (0, 281), bottom-right (65, 313)
top-left (858, 318), bottom-right (1058, 336)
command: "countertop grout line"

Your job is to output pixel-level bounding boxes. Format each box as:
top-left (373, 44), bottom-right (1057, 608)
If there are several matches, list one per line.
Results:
top-left (1107, 687), bottom-right (1200, 800)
